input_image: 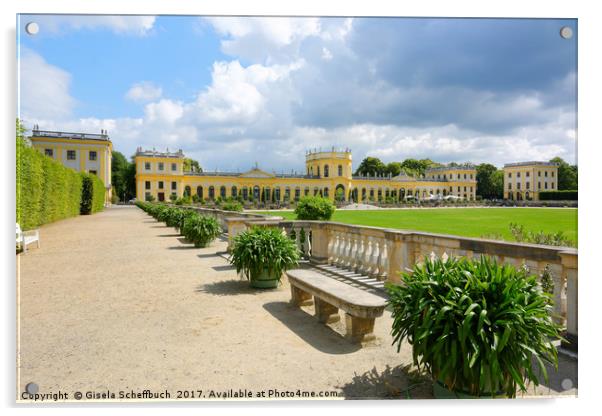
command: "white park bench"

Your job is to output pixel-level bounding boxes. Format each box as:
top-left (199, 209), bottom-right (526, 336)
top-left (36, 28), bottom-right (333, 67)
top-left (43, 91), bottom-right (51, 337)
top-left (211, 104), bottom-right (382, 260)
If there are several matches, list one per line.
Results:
top-left (16, 223), bottom-right (40, 253)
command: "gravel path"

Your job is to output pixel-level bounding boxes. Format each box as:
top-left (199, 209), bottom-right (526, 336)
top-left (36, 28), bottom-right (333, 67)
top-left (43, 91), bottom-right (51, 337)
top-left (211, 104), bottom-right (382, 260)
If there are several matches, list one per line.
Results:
top-left (17, 206), bottom-right (575, 402)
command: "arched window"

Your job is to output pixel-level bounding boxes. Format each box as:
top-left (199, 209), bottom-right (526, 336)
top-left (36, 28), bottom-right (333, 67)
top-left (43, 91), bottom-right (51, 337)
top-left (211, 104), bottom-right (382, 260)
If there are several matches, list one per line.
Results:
top-left (314, 187), bottom-right (319, 196)
top-left (253, 186), bottom-right (260, 200)
top-left (284, 187), bottom-right (291, 201)
top-left (184, 186), bottom-right (191, 197)
top-left (377, 189), bottom-right (383, 201)
top-left (220, 186), bottom-right (226, 198)
top-left (338, 165), bottom-right (343, 176)
top-left (208, 186), bottom-right (215, 199)
top-left (274, 187), bottom-right (281, 201)
top-left (317, 166), bottom-right (320, 177)
top-left (242, 187), bottom-right (249, 200)
top-left (362, 188), bottom-right (366, 200)
top-left (323, 187), bottom-right (329, 198)
top-left (304, 187), bottom-right (310, 196)
top-left (196, 186), bottom-right (203, 199)
top-left (294, 187), bottom-right (301, 201)
top-left (264, 187), bottom-right (271, 202)
top-left (324, 165), bottom-right (329, 177)
top-left (231, 186), bottom-right (237, 198)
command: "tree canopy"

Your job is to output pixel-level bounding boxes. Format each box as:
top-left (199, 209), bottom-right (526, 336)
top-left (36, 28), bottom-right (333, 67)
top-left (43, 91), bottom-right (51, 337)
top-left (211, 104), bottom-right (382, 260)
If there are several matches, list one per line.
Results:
top-left (111, 151), bottom-right (136, 201)
top-left (184, 158), bottom-right (202, 173)
top-left (550, 157), bottom-right (577, 190)
top-left (476, 163), bottom-right (503, 199)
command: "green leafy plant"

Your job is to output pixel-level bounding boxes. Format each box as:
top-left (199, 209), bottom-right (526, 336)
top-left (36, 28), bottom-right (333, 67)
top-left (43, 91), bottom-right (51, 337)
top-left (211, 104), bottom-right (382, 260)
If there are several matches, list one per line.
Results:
top-left (165, 208), bottom-right (185, 229)
top-left (509, 223), bottom-right (574, 247)
top-left (386, 255), bottom-right (562, 398)
top-left (230, 227), bottom-right (300, 282)
top-left (177, 210), bottom-right (198, 235)
top-left (182, 214), bottom-right (221, 247)
top-left (294, 196), bottom-right (335, 220)
top-left (221, 201), bottom-right (243, 212)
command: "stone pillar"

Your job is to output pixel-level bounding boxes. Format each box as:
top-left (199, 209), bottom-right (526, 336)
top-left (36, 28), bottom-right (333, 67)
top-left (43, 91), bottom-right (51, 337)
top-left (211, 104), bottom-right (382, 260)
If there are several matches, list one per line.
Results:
top-left (314, 297), bottom-right (339, 323)
top-left (345, 314), bottom-right (376, 344)
top-left (386, 233), bottom-right (413, 284)
top-left (560, 251), bottom-right (578, 352)
top-left (290, 285), bottom-right (313, 307)
top-left (224, 218), bottom-right (249, 252)
top-left (309, 223), bottom-right (330, 264)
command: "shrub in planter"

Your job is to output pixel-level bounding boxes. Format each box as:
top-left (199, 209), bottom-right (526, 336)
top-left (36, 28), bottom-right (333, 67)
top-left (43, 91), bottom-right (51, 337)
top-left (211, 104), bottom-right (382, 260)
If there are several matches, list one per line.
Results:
top-left (177, 210), bottom-right (199, 235)
top-left (165, 208), bottom-right (185, 229)
top-left (221, 201), bottom-right (243, 212)
top-left (157, 206), bottom-right (176, 224)
top-left (182, 214), bottom-right (221, 248)
top-left (386, 255), bottom-right (562, 398)
top-left (294, 196), bottom-right (335, 220)
top-left (230, 227), bottom-right (300, 289)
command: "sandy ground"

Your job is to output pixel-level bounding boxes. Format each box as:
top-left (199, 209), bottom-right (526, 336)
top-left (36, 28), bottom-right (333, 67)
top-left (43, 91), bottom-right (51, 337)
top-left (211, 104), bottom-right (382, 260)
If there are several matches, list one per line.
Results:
top-left (17, 206), bottom-right (576, 402)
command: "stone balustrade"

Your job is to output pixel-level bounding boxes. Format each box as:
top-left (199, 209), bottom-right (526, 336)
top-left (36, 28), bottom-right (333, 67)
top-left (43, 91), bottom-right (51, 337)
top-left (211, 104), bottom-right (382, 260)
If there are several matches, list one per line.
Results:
top-left (224, 216), bottom-right (578, 351)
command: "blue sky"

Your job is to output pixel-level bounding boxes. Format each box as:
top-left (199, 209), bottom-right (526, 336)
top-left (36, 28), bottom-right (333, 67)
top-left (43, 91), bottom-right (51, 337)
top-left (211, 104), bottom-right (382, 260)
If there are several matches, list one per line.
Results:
top-left (18, 15), bottom-right (577, 171)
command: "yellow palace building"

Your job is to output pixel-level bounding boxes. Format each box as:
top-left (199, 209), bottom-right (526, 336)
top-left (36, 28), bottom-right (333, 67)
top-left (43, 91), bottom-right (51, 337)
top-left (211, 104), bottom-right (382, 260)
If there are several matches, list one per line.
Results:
top-left (29, 128), bottom-right (113, 204)
top-left (135, 147), bottom-right (477, 203)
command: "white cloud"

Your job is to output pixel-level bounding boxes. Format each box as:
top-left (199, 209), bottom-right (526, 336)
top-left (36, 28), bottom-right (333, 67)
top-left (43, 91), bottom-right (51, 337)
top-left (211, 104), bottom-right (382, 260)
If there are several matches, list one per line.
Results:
top-left (190, 60), bottom-right (302, 125)
top-left (125, 81), bottom-right (163, 102)
top-left (19, 48), bottom-right (76, 121)
top-left (321, 47), bottom-right (333, 60)
top-left (31, 15), bottom-right (156, 36)
top-left (144, 99), bottom-right (184, 124)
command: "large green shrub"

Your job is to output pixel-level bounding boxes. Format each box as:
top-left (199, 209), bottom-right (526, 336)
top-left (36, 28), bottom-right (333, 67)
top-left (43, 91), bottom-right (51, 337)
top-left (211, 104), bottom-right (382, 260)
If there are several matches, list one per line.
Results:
top-left (230, 227), bottom-right (300, 281)
top-left (17, 134), bottom-right (84, 229)
top-left (294, 196), bottom-right (335, 220)
top-left (80, 173), bottom-right (105, 215)
top-left (182, 214), bottom-right (221, 247)
top-left (539, 190), bottom-right (577, 201)
top-left (386, 256), bottom-right (562, 397)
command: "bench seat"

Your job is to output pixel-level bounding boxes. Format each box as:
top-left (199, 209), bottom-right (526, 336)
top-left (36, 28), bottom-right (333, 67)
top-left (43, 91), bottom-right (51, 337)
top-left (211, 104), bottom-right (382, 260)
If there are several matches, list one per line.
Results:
top-left (286, 269), bottom-right (387, 344)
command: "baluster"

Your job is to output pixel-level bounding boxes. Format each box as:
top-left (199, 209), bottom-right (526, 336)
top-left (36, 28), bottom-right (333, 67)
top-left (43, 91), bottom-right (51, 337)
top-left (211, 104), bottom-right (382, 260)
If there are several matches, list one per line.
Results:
top-left (378, 239), bottom-right (389, 281)
top-left (292, 227), bottom-right (301, 256)
top-left (303, 227), bottom-right (311, 259)
top-left (332, 232), bottom-right (341, 266)
top-left (344, 233), bottom-right (354, 270)
top-left (355, 236), bottom-right (365, 274)
top-left (362, 236), bottom-right (373, 275)
top-left (338, 232), bottom-right (349, 268)
top-left (369, 237), bottom-right (380, 277)
top-left (349, 234), bottom-right (359, 271)
top-left (327, 231), bottom-right (335, 265)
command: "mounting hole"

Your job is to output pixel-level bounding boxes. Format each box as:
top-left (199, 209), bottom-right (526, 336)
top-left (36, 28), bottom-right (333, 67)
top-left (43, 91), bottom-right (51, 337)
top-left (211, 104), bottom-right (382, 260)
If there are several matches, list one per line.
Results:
top-left (25, 382), bottom-right (39, 394)
top-left (25, 22), bottom-right (39, 35)
top-left (560, 26), bottom-right (573, 39)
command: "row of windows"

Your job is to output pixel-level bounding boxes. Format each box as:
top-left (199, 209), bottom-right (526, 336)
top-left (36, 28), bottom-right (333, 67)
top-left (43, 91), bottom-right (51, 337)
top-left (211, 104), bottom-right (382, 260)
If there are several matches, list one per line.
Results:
top-left (508, 171), bottom-right (554, 178)
top-left (45, 148), bottom-right (98, 161)
top-left (430, 173), bottom-right (474, 180)
top-left (144, 162), bottom-right (178, 172)
top-left (308, 164), bottom-right (344, 177)
top-left (145, 181), bottom-right (177, 190)
top-left (508, 182), bottom-right (555, 190)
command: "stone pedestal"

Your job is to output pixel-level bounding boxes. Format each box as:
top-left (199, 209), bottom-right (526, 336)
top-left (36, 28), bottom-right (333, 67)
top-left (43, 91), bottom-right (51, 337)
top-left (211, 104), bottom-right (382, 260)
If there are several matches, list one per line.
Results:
top-left (290, 285), bottom-right (313, 307)
top-left (345, 313), bottom-right (376, 344)
top-left (314, 297), bottom-right (340, 323)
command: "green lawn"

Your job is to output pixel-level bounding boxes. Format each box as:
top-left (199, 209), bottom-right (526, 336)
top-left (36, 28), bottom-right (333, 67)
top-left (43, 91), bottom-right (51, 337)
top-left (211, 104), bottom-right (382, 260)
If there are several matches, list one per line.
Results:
top-left (253, 208), bottom-right (578, 245)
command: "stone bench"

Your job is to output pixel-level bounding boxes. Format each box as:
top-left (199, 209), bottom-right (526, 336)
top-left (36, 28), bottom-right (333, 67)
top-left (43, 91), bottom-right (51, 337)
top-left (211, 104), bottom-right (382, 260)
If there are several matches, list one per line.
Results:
top-left (286, 269), bottom-right (387, 344)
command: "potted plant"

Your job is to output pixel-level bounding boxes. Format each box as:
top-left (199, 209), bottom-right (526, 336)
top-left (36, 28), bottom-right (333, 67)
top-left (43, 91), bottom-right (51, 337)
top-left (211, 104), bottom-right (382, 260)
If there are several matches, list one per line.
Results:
top-left (230, 227), bottom-right (300, 289)
top-left (176, 210), bottom-right (199, 235)
top-left (182, 214), bottom-right (221, 248)
top-left (386, 255), bottom-right (562, 398)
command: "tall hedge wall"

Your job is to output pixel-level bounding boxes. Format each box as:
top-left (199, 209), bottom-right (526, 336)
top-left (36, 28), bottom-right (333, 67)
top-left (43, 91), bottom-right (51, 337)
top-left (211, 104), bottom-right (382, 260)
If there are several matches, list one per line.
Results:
top-left (539, 190), bottom-right (578, 201)
top-left (17, 137), bottom-right (84, 230)
top-left (80, 172), bottom-right (106, 214)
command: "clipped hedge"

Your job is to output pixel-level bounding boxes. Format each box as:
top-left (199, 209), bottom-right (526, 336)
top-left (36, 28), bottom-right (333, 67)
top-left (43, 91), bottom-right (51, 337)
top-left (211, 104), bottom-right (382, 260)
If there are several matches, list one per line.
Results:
top-left (17, 137), bottom-right (83, 230)
top-left (80, 172), bottom-right (106, 214)
top-left (539, 190), bottom-right (577, 201)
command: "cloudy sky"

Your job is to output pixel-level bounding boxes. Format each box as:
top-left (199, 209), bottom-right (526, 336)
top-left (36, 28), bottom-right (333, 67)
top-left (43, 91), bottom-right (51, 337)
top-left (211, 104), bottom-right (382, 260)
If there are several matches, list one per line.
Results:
top-left (18, 15), bottom-right (577, 172)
